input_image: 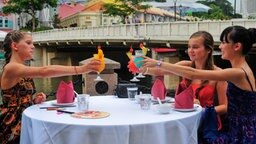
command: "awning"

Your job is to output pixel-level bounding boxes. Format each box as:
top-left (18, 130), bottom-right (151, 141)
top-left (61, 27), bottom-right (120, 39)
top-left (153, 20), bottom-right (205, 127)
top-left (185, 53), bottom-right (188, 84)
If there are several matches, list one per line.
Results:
top-left (152, 48), bottom-right (176, 53)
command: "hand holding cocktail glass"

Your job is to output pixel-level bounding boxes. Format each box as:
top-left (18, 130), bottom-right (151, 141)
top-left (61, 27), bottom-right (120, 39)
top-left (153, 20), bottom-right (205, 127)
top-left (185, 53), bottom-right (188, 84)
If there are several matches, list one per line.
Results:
top-left (127, 44), bottom-right (149, 81)
top-left (139, 56), bottom-right (161, 75)
top-left (93, 46), bottom-right (105, 81)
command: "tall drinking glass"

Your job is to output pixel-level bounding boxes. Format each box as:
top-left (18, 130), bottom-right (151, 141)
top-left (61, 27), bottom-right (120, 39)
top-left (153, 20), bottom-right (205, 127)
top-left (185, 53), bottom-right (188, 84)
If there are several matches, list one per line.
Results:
top-left (94, 46), bottom-right (105, 81)
top-left (128, 57), bottom-right (140, 82)
top-left (133, 50), bottom-right (145, 79)
top-left (134, 50), bottom-right (144, 69)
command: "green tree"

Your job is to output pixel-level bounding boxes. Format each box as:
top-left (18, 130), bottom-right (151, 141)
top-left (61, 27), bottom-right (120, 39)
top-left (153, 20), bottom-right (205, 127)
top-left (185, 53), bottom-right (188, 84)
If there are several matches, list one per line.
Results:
top-left (26, 18), bottom-right (39, 29)
top-left (196, 0), bottom-right (237, 19)
top-left (52, 14), bottom-right (61, 28)
top-left (208, 4), bottom-right (229, 20)
top-left (2, 0), bottom-right (58, 31)
top-left (155, 0), bottom-right (166, 2)
top-left (103, 0), bottom-right (150, 24)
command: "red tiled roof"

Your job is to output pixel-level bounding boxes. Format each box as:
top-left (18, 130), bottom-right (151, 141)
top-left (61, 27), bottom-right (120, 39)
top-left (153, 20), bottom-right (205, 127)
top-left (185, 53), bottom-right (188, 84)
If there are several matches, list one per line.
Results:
top-left (0, 13), bottom-right (5, 16)
top-left (82, 1), bottom-right (104, 12)
top-left (0, 29), bottom-right (12, 33)
top-left (0, 0), bottom-right (9, 5)
top-left (58, 3), bottom-right (85, 20)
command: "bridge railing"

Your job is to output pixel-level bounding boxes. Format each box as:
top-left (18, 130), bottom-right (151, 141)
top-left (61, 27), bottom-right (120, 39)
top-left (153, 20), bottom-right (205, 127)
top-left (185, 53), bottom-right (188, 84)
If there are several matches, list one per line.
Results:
top-left (30, 20), bottom-right (255, 43)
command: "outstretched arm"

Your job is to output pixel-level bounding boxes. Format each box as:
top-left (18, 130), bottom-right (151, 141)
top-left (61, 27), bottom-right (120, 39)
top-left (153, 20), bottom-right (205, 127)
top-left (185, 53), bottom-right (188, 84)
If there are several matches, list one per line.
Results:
top-left (140, 57), bottom-right (192, 76)
top-left (141, 57), bottom-right (243, 83)
top-left (5, 59), bottom-right (101, 79)
top-left (1, 59), bottom-right (101, 90)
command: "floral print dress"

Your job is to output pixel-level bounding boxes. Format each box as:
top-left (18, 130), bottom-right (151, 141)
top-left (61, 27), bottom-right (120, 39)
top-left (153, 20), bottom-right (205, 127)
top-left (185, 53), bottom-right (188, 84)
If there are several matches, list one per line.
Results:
top-left (0, 78), bottom-right (35, 144)
top-left (211, 82), bottom-right (256, 144)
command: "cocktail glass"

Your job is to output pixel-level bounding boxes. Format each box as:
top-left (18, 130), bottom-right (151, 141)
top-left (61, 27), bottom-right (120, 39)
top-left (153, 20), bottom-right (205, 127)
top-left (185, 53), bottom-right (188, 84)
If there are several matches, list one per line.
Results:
top-left (128, 56), bottom-right (140, 82)
top-left (93, 46), bottom-right (105, 81)
top-left (136, 73), bottom-right (145, 78)
top-left (133, 50), bottom-right (144, 69)
top-left (133, 50), bottom-right (145, 79)
top-left (130, 74), bottom-right (140, 82)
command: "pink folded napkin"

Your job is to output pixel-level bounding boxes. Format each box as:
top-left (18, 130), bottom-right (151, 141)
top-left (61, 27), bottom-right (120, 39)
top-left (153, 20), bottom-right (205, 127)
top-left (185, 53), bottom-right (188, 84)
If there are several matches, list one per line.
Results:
top-left (151, 76), bottom-right (167, 100)
top-left (56, 81), bottom-right (75, 103)
top-left (174, 83), bottom-right (194, 109)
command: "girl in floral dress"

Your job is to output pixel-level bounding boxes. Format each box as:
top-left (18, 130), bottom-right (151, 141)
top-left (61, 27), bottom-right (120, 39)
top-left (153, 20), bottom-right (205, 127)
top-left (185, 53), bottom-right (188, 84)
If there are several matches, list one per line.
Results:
top-left (0, 30), bottom-right (101, 143)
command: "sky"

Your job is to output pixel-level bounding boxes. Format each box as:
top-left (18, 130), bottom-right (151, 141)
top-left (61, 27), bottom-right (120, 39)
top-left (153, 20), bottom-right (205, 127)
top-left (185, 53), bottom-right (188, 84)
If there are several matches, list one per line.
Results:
top-left (179, 0), bottom-right (235, 7)
top-left (178, 0), bottom-right (239, 11)
top-left (57, 0), bottom-right (239, 11)
top-left (226, 0), bottom-right (240, 11)
top-left (229, 0), bottom-right (242, 6)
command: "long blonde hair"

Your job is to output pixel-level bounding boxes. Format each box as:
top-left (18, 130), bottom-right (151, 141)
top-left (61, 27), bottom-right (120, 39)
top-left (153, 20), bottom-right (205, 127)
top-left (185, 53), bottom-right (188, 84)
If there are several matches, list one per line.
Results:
top-left (185, 31), bottom-right (214, 98)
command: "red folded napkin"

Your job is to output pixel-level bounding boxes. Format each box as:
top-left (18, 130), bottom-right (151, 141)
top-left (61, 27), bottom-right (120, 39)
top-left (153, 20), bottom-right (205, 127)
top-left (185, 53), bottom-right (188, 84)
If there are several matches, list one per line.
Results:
top-left (174, 83), bottom-right (194, 109)
top-left (151, 76), bottom-right (167, 100)
top-left (56, 81), bottom-right (75, 103)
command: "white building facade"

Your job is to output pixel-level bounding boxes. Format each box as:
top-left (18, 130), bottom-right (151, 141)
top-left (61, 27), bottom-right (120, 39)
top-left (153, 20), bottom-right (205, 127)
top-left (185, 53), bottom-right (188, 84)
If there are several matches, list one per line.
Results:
top-left (239, 0), bottom-right (256, 17)
top-left (0, 0), bottom-right (16, 31)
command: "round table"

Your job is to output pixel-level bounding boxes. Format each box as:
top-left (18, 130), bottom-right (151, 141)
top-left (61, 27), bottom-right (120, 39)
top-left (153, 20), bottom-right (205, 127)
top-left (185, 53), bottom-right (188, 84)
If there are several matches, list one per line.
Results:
top-left (20, 96), bottom-right (202, 144)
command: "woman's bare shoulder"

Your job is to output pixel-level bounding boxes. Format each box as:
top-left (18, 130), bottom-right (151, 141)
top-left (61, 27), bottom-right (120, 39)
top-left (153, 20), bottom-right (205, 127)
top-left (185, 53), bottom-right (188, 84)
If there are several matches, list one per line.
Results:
top-left (213, 65), bottom-right (223, 71)
top-left (5, 62), bottom-right (25, 69)
top-left (175, 60), bottom-right (192, 66)
top-left (1, 63), bottom-right (24, 89)
top-left (3, 63), bottom-right (27, 77)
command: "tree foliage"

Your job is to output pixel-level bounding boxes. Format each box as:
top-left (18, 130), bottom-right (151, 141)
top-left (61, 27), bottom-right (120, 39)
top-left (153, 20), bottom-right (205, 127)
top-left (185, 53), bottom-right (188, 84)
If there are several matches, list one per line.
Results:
top-left (103, 0), bottom-right (150, 24)
top-left (155, 0), bottom-right (166, 2)
top-left (195, 0), bottom-right (241, 20)
top-left (2, 0), bottom-right (58, 31)
top-left (25, 18), bottom-right (39, 29)
top-left (52, 14), bottom-right (62, 28)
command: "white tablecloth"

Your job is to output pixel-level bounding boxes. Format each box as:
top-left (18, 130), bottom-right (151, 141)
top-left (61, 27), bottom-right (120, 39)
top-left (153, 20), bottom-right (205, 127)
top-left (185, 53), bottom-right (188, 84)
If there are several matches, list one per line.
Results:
top-left (20, 96), bottom-right (202, 144)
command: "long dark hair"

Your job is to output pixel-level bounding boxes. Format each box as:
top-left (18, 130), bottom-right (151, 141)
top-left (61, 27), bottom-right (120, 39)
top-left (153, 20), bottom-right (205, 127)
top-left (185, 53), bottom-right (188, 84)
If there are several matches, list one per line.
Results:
top-left (220, 25), bottom-right (256, 55)
top-left (185, 31), bottom-right (214, 98)
top-left (1, 30), bottom-right (28, 69)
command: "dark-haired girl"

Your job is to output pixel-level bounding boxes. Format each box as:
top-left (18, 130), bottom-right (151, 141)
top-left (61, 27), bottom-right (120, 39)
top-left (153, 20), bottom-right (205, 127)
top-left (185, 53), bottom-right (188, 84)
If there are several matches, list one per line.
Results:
top-left (141, 26), bottom-right (256, 143)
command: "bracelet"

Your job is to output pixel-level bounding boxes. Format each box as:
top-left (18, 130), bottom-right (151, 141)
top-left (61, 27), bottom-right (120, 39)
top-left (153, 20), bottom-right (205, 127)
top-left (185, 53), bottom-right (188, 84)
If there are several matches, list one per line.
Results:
top-left (156, 60), bottom-right (162, 67)
top-left (74, 66), bottom-right (78, 75)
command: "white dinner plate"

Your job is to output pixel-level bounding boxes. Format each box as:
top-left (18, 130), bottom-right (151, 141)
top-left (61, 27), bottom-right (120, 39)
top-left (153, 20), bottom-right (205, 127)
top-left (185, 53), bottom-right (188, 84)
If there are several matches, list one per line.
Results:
top-left (52, 102), bottom-right (75, 106)
top-left (151, 97), bottom-right (175, 103)
top-left (172, 104), bottom-right (199, 112)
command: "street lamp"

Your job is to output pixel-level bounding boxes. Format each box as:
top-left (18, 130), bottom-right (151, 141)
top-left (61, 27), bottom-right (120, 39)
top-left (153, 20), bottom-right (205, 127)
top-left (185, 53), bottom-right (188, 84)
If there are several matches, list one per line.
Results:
top-left (234, 0), bottom-right (236, 15)
top-left (173, 0), bottom-right (177, 21)
top-left (179, 4), bottom-right (182, 21)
